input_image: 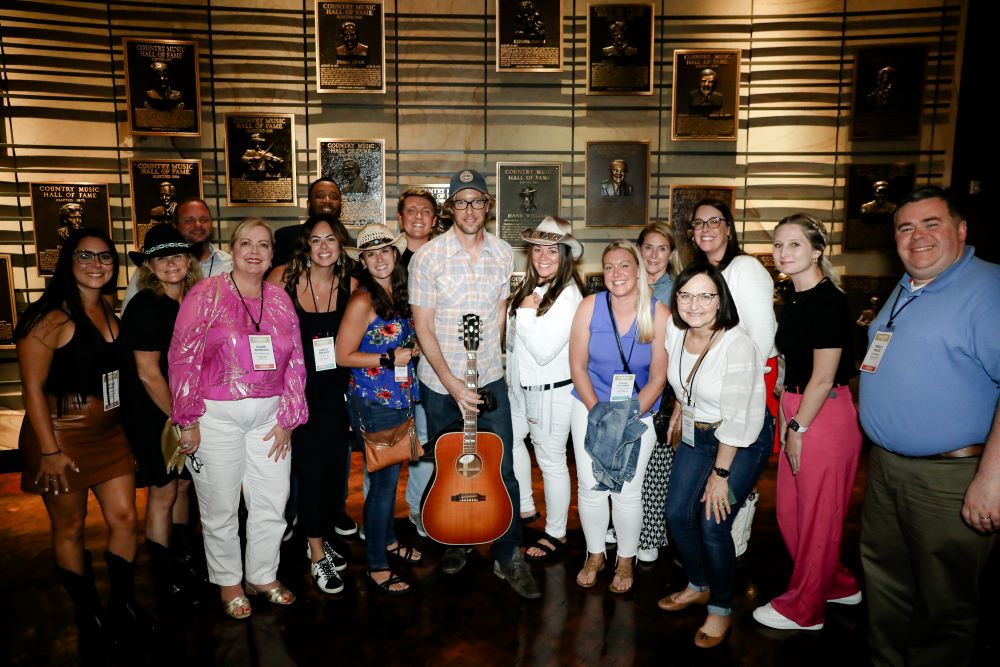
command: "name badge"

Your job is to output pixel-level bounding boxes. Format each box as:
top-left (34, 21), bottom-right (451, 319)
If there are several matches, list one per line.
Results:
top-left (102, 370), bottom-right (120, 411)
top-left (312, 336), bottom-right (336, 371)
top-left (394, 365), bottom-right (409, 383)
top-left (249, 334), bottom-right (277, 371)
top-left (681, 406), bottom-right (695, 446)
top-left (609, 373), bottom-right (636, 402)
top-left (860, 330), bottom-right (893, 374)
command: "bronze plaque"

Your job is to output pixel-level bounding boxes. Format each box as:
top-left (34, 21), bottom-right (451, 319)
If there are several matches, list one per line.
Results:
top-left (0, 255), bottom-right (16, 349)
top-left (844, 163), bottom-right (915, 251)
top-left (29, 182), bottom-right (112, 277)
top-left (224, 113), bottom-right (296, 207)
top-left (671, 49), bottom-right (741, 141)
top-left (495, 162), bottom-right (562, 247)
top-left (128, 159), bottom-right (203, 249)
top-left (585, 141), bottom-right (649, 228)
top-left (851, 46), bottom-right (927, 140)
top-left (584, 272), bottom-right (606, 295)
top-left (317, 138), bottom-right (386, 227)
top-left (315, 1), bottom-right (386, 93)
top-left (123, 38), bottom-right (201, 136)
top-left (586, 3), bottom-right (654, 95)
top-left (668, 184), bottom-right (736, 266)
top-left (496, 0), bottom-right (563, 72)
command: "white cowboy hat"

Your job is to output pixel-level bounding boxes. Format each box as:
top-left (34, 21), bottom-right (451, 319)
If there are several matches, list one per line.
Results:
top-left (345, 223), bottom-right (408, 260)
top-left (520, 215), bottom-right (583, 260)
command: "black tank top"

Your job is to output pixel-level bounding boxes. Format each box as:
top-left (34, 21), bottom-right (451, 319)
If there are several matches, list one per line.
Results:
top-left (44, 311), bottom-right (123, 399)
top-left (288, 279), bottom-right (350, 398)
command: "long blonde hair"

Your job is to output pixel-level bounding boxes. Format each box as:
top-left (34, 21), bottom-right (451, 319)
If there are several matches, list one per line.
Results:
top-left (602, 240), bottom-right (654, 344)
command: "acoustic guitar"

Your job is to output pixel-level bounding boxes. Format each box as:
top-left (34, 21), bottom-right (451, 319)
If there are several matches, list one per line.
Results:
top-left (422, 314), bottom-right (514, 545)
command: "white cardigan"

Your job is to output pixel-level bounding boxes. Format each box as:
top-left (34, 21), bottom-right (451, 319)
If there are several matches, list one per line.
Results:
top-left (722, 255), bottom-right (777, 361)
top-left (507, 283), bottom-right (582, 387)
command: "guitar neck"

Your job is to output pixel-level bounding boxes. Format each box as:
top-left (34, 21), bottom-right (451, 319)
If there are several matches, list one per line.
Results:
top-left (463, 349), bottom-right (478, 455)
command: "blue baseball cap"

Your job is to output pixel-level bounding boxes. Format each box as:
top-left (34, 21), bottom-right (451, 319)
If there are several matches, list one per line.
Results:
top-left (449, 169), bottom-right (489, 197)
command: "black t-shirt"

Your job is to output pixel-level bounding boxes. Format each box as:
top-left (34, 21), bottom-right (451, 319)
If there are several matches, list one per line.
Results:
top-left (774, 277), bottom-right (857, 389)
top-left (120, 290), bottom-right (180, 430)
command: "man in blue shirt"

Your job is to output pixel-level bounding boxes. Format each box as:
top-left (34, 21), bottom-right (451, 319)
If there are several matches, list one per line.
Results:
top-left (859, 186), bottom-right (999, 667)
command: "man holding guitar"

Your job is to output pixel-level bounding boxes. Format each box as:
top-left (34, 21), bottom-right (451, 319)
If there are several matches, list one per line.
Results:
top-left (409, 169), bottom-right (541, 599)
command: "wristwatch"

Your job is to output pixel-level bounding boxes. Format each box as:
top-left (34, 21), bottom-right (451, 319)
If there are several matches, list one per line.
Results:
top-left (713, 466), bottom-right (730, 478)
top-left (788, 418), bottom-right (809, 433)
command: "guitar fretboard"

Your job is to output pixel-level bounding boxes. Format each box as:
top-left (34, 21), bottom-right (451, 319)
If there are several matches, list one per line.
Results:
top-left (463, 350), bottom-right (478, 455)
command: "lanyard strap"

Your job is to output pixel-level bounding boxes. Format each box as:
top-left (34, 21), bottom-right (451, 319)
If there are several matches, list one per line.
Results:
top-left (606, 292), bottom-right (640, 395)
top-left (678, 329), bottom-right (719, 406)
top-left (230, 272), bottom-right (264, 333)
top-left (885, 284), bottom-right (920, 329)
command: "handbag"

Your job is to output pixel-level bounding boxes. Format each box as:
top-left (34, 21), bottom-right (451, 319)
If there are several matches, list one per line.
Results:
top-left (354, 362), bottom-right (423, 473)
top-left (160, 419), bottom-right (186, 475)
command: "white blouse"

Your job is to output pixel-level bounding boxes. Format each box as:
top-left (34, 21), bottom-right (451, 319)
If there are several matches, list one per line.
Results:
top-left (722, 254), bottom-right (777, 361)
top-left (507, 283), bottom-right (582, 387)
top-left (665, 321), bottom-right (765, 447)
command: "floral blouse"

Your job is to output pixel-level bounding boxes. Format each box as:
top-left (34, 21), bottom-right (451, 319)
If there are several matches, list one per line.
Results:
top-left (348, 314), bottom-right (419, 409)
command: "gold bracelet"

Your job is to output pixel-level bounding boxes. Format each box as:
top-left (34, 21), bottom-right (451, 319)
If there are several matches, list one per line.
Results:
top-left (179, 422), bottom-right (200, 432)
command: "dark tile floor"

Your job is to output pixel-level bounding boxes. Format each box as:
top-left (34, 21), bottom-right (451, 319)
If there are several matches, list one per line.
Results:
top-left (1, 447), bottom-right (996, 666)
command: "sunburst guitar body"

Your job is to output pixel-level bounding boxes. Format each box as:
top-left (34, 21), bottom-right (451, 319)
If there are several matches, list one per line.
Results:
top-left (421, 314), bottom-right (514, 545)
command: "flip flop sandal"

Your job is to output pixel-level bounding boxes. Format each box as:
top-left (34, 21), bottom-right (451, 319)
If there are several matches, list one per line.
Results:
top-left (366, 569), bottom-right (411, 596)
top-left (525, 532), bottom-right (568, 562)
top-left (576, 557), bottom-right (606, 589)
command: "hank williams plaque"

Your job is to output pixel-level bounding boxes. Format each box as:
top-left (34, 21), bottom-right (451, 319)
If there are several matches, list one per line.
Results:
top-left (0, 255), bottom-right (15, 349)
top-left (317, 138), bottom-right (385, 227)
top-left (224, 113), bottom-right (296, 207)
top-left (496, 163), bottom-right (562, 247)
top-left (496, 0), bottom-right (564, 72)
top-left (586, 3), bottom-right (654, 95)
top-left (672, 50), bottom-right (741, 141)
top-left (123, 38), bottom-right (201, 136)
top-left (29, 182), bottom-right (112, 277)
top-left (129, 159), bottom-right (203, 249)
top-left (315, 1), bottom-right (386, 93)
top-left (585, 141), bottom-right (649, 227)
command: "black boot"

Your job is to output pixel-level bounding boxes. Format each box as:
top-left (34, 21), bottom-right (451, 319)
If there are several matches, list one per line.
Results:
top-left (171, 523), bottom-right (208, 585)
top-left (55, 550), bottom-right (109, 645)
top-left (146, 540), bottom-right (201, 608)
top-left (104, 551), bottom-right (156, 636)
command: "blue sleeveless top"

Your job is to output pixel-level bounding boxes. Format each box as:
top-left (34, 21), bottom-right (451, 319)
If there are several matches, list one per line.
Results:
top-left (348, 314), bottom-right (419, 409)
top-left (572, 292), bottom-right (661, 417)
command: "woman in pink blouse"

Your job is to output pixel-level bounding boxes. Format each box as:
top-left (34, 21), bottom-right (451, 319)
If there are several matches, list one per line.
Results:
top-left (169, 218), bottom-right (308, 620)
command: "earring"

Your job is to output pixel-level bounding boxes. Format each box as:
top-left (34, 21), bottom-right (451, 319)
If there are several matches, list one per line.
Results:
top-left (306, 258), bottom-right (312, 268)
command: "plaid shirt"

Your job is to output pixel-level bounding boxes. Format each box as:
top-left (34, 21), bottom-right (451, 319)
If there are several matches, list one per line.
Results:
top-left (408, 227), bottom-right (513, 394)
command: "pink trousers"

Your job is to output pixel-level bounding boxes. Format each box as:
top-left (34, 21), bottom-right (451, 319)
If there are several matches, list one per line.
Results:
top-left (771, 387), bottom-right (862, 626)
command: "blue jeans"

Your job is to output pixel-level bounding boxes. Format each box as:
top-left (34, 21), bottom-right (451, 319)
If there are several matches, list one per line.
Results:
top-left (349, 396), bottom-right (409, 571)
top-left (419, 378), bottom-right (521, 564)
top-left (665, 414), bottom-right (773, 614)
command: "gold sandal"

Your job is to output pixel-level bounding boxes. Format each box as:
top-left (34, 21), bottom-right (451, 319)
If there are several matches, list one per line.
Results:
top-left (222, 594), bottom-right (252, 620)
top-left (576, 555), bottom-right (606, 589)
top-left (609, 557), bottom-right (634, 595)
top-left (245, 582), bottom-right (296, 606)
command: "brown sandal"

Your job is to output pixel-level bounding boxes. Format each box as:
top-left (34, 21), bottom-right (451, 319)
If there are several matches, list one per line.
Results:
top-left (575, 555), bottom-right (606, 588)
top-left (608, 557), bottom-right (634, 594)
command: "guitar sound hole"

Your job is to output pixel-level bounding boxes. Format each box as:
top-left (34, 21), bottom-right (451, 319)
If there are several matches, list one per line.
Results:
top-left (455, 453), bottom-right (483, 478)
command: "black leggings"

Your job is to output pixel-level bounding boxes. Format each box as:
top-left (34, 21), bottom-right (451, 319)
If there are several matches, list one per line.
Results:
top-left (291, 392), bottom-right (351, 538)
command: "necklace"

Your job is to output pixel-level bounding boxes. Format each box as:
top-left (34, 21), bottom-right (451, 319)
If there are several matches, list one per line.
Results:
top-left (230, 272), bottom-right (264, 332)
top-left (306, 270), bottom-right (335, 314)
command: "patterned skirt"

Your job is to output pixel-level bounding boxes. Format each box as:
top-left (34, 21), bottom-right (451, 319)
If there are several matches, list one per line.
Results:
top-left (638, 439), bottom-right (674, 549)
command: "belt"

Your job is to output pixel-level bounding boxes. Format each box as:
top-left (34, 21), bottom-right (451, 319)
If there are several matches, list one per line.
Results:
top-left (695, 420), bottom-right (721, 431)
top-left (920, 444), bottom-right (984, 460)
top-left (521, 378), bottom-right (572, 392)
top-left (784, 384), bottom-right (849, 397)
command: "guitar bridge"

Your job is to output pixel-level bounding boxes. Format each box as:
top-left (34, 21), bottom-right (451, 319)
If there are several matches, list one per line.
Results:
top-left (450, 493), bottom-right (486, 503)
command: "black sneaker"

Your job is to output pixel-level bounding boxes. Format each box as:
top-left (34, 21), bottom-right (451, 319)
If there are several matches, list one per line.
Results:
top-left (318, 541), bottom-right (347, 572)
top-left (334, 513), bottom-right (358, 537)
top-left (311, 558), bottom-right (344, 595)
top-left (282, 516), bottom-right (298, 543)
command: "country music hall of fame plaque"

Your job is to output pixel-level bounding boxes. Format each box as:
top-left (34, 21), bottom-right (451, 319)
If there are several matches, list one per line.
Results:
top-left (224, 113), bottom-right (296, 207)
top-left (29, 182), bottom-right (112, 277)
top-left (586, 3), bottom-right (654, 95)
top-left (844, 162), bottom-right (915, 251)
top-left (668, 184), bottom-right (736, 265)
top-left (496, 0), bottom-right (563, 72)
top-left (317, 138), bottom-right (385, 227)
top-left (585, 141), bottom-right (649, 228)
top-left (850, 46), bottom-right (927, 140)
top-left (0, 254), bottom-right (16, 349)
top-left (672, 49), bottom-right (741, 141)
top-left (128, 158), bottom-right (203, 249)
top-left (123, 38), bottom-right (201, 136)
top-left (495, 163), bottom-right (562, 248)
top-left (315, 1), bottom-right (386, 93)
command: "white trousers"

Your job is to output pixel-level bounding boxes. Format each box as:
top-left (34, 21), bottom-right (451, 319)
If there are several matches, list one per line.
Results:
top-left (188, 397), bottom-right (290, 587)
top-left (570, 397), bottom-right (656, 559)
top-left (510, 383), bottom-right (574, 539)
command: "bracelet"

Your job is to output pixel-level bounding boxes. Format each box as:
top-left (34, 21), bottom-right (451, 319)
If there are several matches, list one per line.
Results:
top-left (379, 352), bottom-right (391, 368)
top-left (41, 450), bottom-right (62, 457)
top-left (179, 422), bottom-right (200, 432)
top-left (387, 347), bottom-right (396, 366)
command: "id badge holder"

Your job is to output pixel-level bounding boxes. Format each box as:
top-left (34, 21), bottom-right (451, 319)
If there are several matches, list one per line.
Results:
top-left (860, 330), bottom-right (893, 374)
top-left (312, 336), bottom-right (336, 371)
top-left (394, 365), bottom-right (409, 383)
top-left (102, 370), bottom-right (121, 411)
top-left (681, 405), bottom-right (695, 446)
top-left (249, 334), bottom-right (277, 371)
top-left (609, 373), bottom-right (636, 402)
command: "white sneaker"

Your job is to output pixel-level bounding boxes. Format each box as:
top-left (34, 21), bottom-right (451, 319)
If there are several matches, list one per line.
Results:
top-left (307, 542), bottom-right (347, 572)
top-left (409, 513), bottom-right (427, 538)
top-left (637, 548), bottom-right (658, 563)
top-left (605, 528), bottom-right (617, 544)
top-left (311, 558), bottom-right (344, 594)
top-left (828, 591), bottom-right (863, 605)
top-left (752, 603), bottom-right (823, 631)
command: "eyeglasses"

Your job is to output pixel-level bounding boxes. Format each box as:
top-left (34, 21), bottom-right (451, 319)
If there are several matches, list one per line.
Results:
top-left (187, 454), bottom-right (203, 473)
top-left (690, 217), bottom-right (726, 230)
top-left (73, 250), bottom-right (115, 265)
top-left (453, 198), bottom-right (487, 210)
top-left (677, 292), bottom-right (718, 306)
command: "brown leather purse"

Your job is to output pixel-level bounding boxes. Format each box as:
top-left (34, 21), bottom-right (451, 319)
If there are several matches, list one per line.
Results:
top-left (361, 416), bottom-right (423, 473)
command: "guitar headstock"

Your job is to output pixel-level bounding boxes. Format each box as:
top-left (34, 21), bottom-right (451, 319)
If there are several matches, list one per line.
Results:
top-left (461, 314), bottom-right (481, 351)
